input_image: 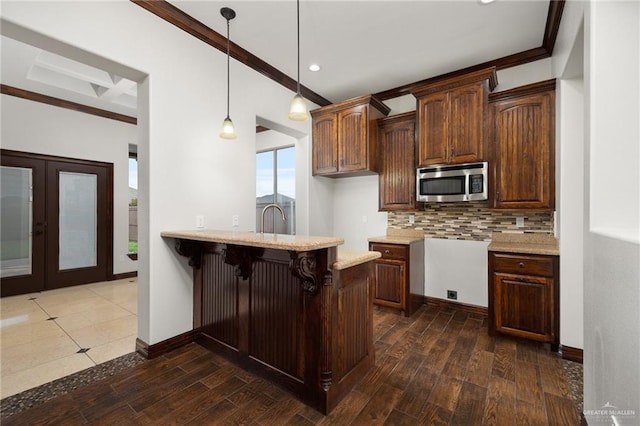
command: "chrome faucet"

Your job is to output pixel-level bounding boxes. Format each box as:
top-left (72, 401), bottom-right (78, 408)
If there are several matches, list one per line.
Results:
top-left (260, 203), bottom-right (286, 234)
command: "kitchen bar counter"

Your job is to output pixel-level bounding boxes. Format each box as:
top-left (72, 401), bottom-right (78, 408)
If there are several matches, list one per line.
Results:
top-left (488, 232), bottom-right (559, 256)
top-left (160, 229), bottom-right (343, 251)
top-left (161, 230), bottom-right (374, 414)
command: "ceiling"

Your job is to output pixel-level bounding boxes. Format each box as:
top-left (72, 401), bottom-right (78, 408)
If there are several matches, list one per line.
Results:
top-left (1, 0), bottom-right (551, 118)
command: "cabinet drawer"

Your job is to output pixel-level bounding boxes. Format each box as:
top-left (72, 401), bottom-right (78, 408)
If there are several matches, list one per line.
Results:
top-left (369, 243), bottom-right (407, 260)
top-left (492, 253), bottom-right (555, 277)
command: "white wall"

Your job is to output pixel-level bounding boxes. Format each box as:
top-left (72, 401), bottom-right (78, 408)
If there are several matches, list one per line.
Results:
top-left (0, 1), bottom-right (326, 345)
top-left (0, 94), bottom-right (137, 275)
top-left (332, 175), bottom-right (386, 250)
top-left (583, 1), bottom-right (640, 421)
top-left (425, 239), bottom-right (488, 306)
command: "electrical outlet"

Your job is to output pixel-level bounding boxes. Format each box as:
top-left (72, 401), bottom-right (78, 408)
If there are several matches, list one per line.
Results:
top-left (196, 215), bottom-right (205, 228)
top-left (232, 215), bottom-right (239, 227)
top-left (516, 216), bottom-right (525, 228)
top-left (409, 214), bottom-right (415, 224)
top-left (362, 215), bottom-right (368, 224)
top-left (447, 290), bottom-right (458, 300)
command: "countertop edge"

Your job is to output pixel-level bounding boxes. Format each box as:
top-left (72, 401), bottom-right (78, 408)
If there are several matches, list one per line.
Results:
top-left (368, 236), bottom-right (424, 245)
top-left (487, 243), bottom-right (560, 256)
top-left (334, 249), bottom-right (381, 271)
top-left (161, 230), bottom-right (344, 252)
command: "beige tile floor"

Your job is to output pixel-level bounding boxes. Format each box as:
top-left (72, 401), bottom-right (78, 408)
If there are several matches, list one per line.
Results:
top-left (0, 278), bottom-right (138, 399)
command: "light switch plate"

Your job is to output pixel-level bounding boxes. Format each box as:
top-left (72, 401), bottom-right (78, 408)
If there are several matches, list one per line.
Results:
top-left (196, 215), bottom-right (205, 228)
top-left (409, 214), bottom-right (415, 224)
top-left (516, 216), bottom-right (525, 228)
top-left (232, 215), bottom-right (239, 227)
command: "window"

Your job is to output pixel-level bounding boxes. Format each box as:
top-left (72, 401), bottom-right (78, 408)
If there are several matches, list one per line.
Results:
top-left (256, 146), bottom-right (295, 234)
top-left (128, 148), bottom-right (138, 254)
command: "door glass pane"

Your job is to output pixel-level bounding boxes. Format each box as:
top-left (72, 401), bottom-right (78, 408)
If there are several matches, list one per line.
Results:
top-left (1, 166), bottom-right (33, 277)
top-left (59, 172), bottom-right (97, 270)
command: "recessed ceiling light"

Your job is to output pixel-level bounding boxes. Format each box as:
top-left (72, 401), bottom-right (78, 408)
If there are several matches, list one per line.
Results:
top-left (308, 64), bottom-right (321, 72)
top-left (479, 0), bottom-right (496, 4)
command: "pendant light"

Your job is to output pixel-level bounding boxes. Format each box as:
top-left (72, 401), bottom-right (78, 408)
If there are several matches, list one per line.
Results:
top-left (288, 0), bottom-right (309, 122)
top-left (220, 7), bottom-right (237, 139)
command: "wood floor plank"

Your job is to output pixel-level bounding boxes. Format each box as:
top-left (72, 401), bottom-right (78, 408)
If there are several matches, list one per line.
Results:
top-left (285, 413), bottom-right (316, 425)
top-left (545, 392), bottom-right (581, 425)
top-left (482, 376), bottom-right (516, 425)
top-left (379, 323), bottom-right (410, 345)
top-left (419, 402), bottom-right (452, 425)
top-left (216, 392), bottom-right (277, 425)
top-left (491, 339), bottom-right (517, 381)
top-left (351, 383), bottom-right (403, 425)
top-left (383, 409), bottom-right (419, 425)
top-left (442, 335), bottom-right (476, 380)
top-left (127, 361), bottom-right (221, 413)
top-left (386, 331), bottom-right (420, 359)
top-left (185, 398), bottom-right (237, 425)
top-left (255, 395), bottom-right (305, 425)
top-left (317, 389), bottom-right (370, 425)
top-left (425, 336), bottom-right (456, 372)
top-left (426, 374), bottom-right (464, 412)
top-left (426, 311), bottom-right (454, 333)
top-left (515, 400), bottom-right (548, 426)
top-left (393, 365), bottom-right (440, 417)
top-left (386, 352), bottom-right (425, 391)
top-left (516, 340), bottom-right (540, 364)
top-left (540, 361), bottom-right (573, 398)
top-left (516, 361), bottom-right (544, 405)
top-left (449, 381), bottom-right (486, 426)
top-left (465, 350), bottom-right (494, 387)
top-left (137, 377), bottom-right (246, 424)
top-left (474, 330), bottom-right (496, 353)
top-left (411, 328), bottom-right (440, 356)
top-left (354, 353), bottom-right (401, 396)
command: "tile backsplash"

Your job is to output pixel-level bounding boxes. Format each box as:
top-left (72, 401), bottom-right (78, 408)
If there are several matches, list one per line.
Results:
top-left (388, 202), bottom-right (554, 242)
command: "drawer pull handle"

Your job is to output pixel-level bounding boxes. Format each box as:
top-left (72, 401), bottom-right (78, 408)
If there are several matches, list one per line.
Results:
top-left (519, 262), bottom-right (525, 268)
top-left (384, 250), bottom-right (390, 254)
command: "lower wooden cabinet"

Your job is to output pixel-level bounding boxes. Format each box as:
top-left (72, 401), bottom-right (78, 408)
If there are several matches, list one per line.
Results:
top-left (369, 241), bottom-right (424, 317)
top-left (488, 251), bottom-right (559, 351)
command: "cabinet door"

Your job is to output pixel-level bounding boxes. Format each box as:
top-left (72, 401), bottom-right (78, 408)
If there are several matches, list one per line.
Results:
top-left (416, 91), bottom-right (449, 166)
top-left (493, 272), bottom-right (554, 343)
top-left (337, 105), bottom-right (368, 172)
top-left (491, 90), bottom-right (554, 210)
top-left (373, 259), bottom-right (405, 309)
top-left (449, 82), bottom-right (484, 164)
top-left (312, 112), bottom-right (338, 175)
top-left (378, 117), bottom-right (416, 211)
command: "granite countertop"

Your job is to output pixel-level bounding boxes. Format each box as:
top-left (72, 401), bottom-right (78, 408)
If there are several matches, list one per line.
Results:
top-left (488, 233), bottom-right (559, 256)
top-left (161, 229), bottom-right (344, 251)
top-left (368, 227), bottom-right (425, 245)
top-left (334, 248), bottom-right (381, 271)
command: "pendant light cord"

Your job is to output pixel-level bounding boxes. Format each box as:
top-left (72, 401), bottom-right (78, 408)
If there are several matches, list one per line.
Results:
top-left (296, 0), bottom-right (301, 95)
top-left (226, 16), bottom-right (231, 118)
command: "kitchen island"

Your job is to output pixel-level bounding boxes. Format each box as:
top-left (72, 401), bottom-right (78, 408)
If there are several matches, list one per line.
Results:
top-left (161, 230), bottom-right (380, 414)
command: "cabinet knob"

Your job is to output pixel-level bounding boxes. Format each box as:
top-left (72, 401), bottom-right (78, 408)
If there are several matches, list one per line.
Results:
top-left (519, 262), bottom-right (525, 268)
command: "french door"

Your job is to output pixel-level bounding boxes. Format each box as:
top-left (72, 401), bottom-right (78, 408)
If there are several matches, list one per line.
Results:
top-left (1, 150), bottom-right (113, 297)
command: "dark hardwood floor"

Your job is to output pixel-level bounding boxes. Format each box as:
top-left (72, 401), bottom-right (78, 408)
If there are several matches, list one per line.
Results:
top-left (1, 305), bottom-right (581, 425)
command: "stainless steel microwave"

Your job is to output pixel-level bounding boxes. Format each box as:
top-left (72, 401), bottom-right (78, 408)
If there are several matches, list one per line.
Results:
top-left (416, 162), bottom-right (488, 202)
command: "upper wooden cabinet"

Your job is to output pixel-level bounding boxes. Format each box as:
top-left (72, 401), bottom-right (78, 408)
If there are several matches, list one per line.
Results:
top-left (311, 95), bottom-right (390, 177)
top-left (489, 80), bottom-right (556, 211)
top-left (377, 112), bottom-right (416, 211)
top-left (411, 68), bottom-right (498, 167)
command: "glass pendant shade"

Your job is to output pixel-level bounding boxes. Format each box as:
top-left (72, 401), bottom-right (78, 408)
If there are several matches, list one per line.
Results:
top-left (288, 93), bottom-right (309, 121)
top-left (219, 116), bottom-right (237, 139)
